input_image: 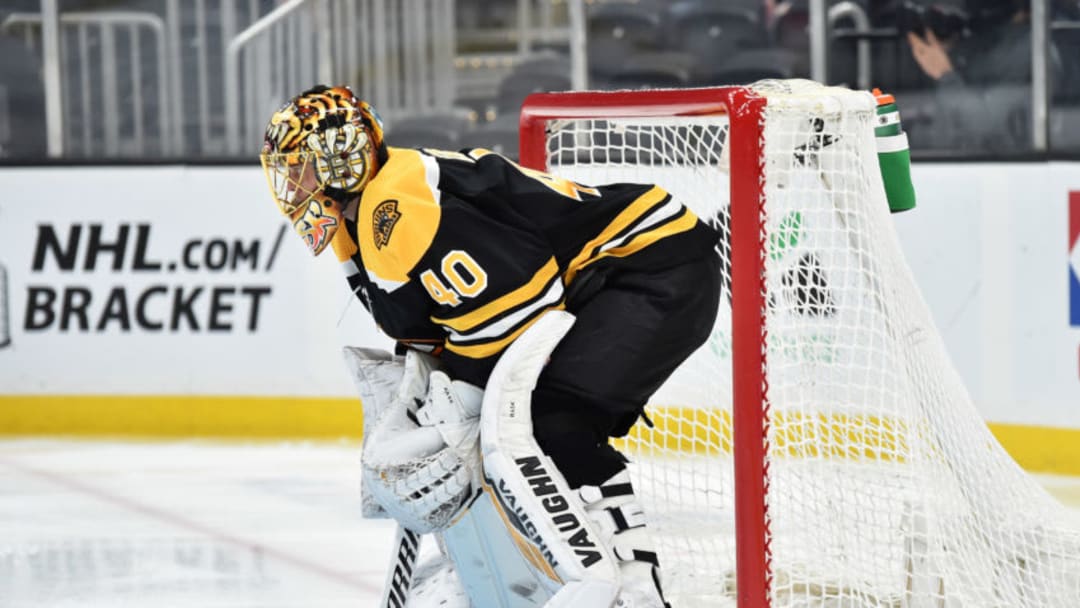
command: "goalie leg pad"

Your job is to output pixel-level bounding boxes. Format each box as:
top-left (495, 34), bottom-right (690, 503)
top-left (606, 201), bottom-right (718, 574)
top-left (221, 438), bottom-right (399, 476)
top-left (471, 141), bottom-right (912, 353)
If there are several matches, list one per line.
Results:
top-left (439, 488), bottom-right (560, 607)
top-left (480, 311), bottom-right (622, 606)
top-left (405, 486), bottom-right (604, 608)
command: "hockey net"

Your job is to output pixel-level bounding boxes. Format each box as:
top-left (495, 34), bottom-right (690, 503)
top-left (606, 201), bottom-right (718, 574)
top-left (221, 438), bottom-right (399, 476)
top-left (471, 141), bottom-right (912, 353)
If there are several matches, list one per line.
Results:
top-left (519, 80), bottom-right (1080, 608)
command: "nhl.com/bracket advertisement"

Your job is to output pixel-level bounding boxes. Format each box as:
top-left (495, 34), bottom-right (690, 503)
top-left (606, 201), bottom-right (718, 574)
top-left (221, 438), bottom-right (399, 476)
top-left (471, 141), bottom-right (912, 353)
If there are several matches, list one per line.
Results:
top-left (0, 166), bottom-right (385, 398)
top-left (21, 222), bottom-right (279, 335)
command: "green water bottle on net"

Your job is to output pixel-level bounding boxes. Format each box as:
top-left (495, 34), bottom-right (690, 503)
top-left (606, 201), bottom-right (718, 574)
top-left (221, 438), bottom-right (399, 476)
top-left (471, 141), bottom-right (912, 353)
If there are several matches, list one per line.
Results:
top-left (873, 88), bottom-right (916, 213)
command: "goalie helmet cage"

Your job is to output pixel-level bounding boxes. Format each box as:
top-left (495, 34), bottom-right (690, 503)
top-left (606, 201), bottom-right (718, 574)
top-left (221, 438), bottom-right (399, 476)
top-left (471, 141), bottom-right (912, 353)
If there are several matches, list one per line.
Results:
top-left (518, 80), bottom-right (1080, 608)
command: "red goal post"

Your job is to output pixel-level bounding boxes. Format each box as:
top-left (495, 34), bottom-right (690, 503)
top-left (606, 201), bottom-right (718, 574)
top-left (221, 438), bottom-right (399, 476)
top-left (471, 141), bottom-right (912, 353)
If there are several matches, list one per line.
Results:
top-left (521, 86), bottom-right (772, 608)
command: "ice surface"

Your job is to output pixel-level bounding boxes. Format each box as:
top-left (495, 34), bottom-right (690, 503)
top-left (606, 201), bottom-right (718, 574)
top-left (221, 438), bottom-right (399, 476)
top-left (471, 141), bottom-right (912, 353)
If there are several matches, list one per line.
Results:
top-left (0, 440), bottom-right (404, 608)
top-left (0, 439), bottom-right (1077, 607)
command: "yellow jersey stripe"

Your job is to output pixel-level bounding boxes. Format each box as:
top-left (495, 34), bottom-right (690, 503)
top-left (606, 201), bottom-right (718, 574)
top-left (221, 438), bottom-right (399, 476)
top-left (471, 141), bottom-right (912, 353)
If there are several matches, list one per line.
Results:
top-left (576, 209), bottom-right (700, 273)
top-left (564, 186), bottom-right (669, 283)
top-left (432, 257), bottom-right (560, 332)
top-left (595, 197), bottom-right (684, 254)
top-left (446, 276), bottom-right (564, 343)
top-left (445, 303), bottom-right (566, 358)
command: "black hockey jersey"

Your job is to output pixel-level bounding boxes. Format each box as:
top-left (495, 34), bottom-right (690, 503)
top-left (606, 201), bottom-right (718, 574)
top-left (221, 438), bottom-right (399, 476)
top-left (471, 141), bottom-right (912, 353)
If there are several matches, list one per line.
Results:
top-left (329, 147), bottom-right (719, 384)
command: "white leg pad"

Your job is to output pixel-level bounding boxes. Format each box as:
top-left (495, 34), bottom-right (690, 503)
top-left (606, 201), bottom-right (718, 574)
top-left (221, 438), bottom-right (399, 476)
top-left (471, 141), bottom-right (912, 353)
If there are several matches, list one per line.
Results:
top-left (401, 452), bottom-right (619, 607)
top-left (440, 489), bottom-right (560, 606)
top-left (480, 311), bottom-right (622, 608)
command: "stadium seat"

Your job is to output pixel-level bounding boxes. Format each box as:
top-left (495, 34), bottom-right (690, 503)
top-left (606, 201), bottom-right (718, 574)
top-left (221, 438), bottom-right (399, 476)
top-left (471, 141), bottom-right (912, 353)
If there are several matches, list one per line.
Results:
top-left (606, 51), bottom-right (696, 89)
top-left (457, 113), bottom-right (520, 160)
top-left (664, 0), bottom-right (792, 86)
top-left (495, 68), bottom-right (571, 116)
top-left (1051, 103), bottom-right (1080, 151)
top-left (386, 113), bottom-right (474, 150)
top-left (510, 53), bottom-right (572, 77)
top-left (666, 0), bottom-right (768, 61)
top-left (587, 2), bottom-right (666, 79)
top-left (701, 48), bottom-right (797, 86)
top-left (0, 32), bottom-right (46, 158)
top-left (1052, 26), bottom-right (1080, 102)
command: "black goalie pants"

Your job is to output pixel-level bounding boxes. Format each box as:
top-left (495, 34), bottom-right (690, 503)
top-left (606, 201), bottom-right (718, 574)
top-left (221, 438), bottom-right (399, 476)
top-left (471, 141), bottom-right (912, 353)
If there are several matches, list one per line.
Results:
top-left (532, 251), bottom-right (722, 488)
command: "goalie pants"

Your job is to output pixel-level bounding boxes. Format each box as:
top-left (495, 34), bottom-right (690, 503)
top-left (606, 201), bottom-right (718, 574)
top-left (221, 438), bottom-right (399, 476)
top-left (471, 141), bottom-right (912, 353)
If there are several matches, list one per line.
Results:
top-left (532, 251), bottom-right (721, 488)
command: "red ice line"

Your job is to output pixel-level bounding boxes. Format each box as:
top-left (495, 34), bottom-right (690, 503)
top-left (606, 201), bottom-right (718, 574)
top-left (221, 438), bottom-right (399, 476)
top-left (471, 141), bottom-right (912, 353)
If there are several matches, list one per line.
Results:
top-left (0, 456), bottom-right (383, 595)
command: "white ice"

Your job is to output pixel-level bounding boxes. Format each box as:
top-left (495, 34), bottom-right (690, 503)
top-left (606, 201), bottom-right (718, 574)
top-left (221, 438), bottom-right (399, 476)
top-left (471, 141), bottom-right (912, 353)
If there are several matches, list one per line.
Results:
top-left (1, 439), bottom-right (1078, 607)
top-left (0, 440), bottom-right (401, 608)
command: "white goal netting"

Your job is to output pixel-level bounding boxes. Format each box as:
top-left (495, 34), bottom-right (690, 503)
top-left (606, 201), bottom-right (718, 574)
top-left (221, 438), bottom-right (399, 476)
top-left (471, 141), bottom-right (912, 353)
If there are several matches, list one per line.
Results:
top-left (525, 80), bottom-right (1080, 608)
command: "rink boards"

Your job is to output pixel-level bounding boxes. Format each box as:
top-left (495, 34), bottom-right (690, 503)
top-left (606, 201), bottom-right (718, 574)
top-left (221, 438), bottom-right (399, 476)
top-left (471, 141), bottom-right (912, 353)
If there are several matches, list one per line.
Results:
top-left (0, 164), bottom-right (1079, 475)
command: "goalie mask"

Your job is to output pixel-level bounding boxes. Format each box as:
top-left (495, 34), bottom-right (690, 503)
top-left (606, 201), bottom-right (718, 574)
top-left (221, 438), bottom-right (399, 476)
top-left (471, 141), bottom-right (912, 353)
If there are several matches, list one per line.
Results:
top-left (259, 85), bottom-right (386, 255)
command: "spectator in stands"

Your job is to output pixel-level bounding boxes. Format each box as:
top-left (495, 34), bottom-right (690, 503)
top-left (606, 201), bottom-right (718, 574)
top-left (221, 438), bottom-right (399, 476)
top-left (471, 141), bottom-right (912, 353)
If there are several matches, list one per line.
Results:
top-left (906, 0), bottom-right (1032, 86)
top-left (900, 0), bottom-right (1061, 151)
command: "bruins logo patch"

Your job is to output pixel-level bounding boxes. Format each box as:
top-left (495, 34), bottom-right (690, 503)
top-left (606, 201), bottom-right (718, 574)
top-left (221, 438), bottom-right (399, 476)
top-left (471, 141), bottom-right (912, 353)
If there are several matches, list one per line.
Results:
top-left (373, 200), bottom-right (402, 250)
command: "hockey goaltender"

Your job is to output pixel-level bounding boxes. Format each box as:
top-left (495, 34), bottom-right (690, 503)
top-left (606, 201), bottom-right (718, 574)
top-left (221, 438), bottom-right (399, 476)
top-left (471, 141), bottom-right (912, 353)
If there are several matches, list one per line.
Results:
top-left (258, 85), bottom-right (722, 607)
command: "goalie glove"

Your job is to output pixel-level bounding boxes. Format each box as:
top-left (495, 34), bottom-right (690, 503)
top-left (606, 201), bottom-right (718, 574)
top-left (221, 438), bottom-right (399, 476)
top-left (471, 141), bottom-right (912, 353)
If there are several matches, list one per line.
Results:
top-left (416, 371), bottom-right (484, 468)
top-left (342, 347), bottom-right (405, 519)
top-left (362, 351), bottom-right (484, 534)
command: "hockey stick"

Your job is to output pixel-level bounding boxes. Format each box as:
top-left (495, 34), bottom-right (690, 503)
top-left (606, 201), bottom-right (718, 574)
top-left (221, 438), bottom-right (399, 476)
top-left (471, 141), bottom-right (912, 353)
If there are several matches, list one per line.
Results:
top-left (380, 524), bottom-right (422, 608)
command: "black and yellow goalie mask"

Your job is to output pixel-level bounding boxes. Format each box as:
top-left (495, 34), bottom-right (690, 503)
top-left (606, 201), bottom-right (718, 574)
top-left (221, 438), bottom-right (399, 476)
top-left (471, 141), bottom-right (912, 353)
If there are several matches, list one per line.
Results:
top-left (259, 85), bottom-right (386, 256)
